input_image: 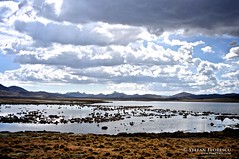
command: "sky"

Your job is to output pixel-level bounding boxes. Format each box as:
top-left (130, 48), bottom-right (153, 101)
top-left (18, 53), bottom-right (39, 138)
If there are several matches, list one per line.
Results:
top-left (0, 0), bottom-right (239, 95)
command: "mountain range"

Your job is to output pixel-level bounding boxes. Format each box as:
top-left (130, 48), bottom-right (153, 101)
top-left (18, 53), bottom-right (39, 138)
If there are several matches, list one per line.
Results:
top-left (0, 84), bottom-right (239, 101)
top-left (0, 84), bottom-right (64, 98)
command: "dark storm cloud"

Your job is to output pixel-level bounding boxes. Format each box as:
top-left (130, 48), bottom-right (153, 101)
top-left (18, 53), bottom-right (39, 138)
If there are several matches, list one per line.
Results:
top-left (41, 0), bottom-right (239, 36)
top-left (229, 41), bottom-right (237, 46)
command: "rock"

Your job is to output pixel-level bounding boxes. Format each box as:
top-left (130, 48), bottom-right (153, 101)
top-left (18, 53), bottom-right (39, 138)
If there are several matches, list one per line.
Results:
top-left (101, 126), bottom-right (108, 130)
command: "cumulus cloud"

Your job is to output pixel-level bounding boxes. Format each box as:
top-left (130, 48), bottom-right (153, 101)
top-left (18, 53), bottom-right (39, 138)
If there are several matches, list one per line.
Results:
top-left (14, 21), bottom-right (149, 46)
top-left (0, 6), bottom-right (9, 22)
top-left (0, 0), bottom-right (19, 22)
top-left (197, 60), bottom-right (228, 76)
top-left (224, 47), bottom-right (239, 60)
top-left (0, 0), bottom-right (239, 94)
top-left (0, 29), bottom-right (230, 94)
top-left (0, 64), bottom-right (94, 84)
top-left (162, 32), bottom-right (204, 46)
top-left (12, 40), bottom-right (180, 68)
top-left (14, 50), bottom-right (124, 68)
top-left (201, 46), bottom-right (214, 53)
top-left (223, 70), bottom-right (239, 79)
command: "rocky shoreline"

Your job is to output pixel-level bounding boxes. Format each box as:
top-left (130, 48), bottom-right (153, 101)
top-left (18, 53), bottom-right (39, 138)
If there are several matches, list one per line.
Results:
top-left (0, 128), bottom-right (238, 159)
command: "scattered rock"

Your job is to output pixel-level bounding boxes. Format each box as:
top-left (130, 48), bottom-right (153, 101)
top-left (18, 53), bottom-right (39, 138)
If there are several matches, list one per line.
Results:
top-left (101, 126), bottom-right (108, 130)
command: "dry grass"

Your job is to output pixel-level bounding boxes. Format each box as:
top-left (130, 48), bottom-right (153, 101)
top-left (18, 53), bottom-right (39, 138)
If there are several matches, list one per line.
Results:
top-left (0, 131), bottom-right (238, 159)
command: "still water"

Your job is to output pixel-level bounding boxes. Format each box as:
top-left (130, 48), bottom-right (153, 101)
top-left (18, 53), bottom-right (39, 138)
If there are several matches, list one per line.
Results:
top-left (93, 101), bottom-right (239, 114)
top-left (0, 101), bottom-right (238, 134)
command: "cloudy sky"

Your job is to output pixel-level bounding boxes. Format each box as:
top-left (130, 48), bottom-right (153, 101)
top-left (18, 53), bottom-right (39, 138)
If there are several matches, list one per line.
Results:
top-left (0, 0), bottom-right (239, 95)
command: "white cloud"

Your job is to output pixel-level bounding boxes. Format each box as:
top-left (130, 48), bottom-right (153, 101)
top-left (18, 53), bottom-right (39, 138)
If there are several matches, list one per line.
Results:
top-left (201, 46), bottom-right (214, 53)
top-left (196, 60), bottom-right (230, 83)
top-left (0, 64), bottom-right (91, 84)
top-left (224, 47), bottom-right (239, 60)
top-left (1, 28), bottom-right (235, 94)
top-left (12, 40), bottom-right (180, 68)
top-left (222, 70), bottom-right (239, 79)
top-left (14, 20), bottom-right (151, 46)
top-left (0, 1), bottom-right (19, 22)
top-left (161, 32), bottom-right (204, 46)
top-left (0, 0), bottom-right (238, 95)
top-left (107, 83), bottom-right (148, 95)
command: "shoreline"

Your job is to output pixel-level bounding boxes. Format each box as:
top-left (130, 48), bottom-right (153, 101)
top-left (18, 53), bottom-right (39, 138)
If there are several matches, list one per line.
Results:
top-left (0, 128), bottom-right (238, 159)
top-left (0, 98), bottom-right (107, 105)
top-left (1, 127), bottom-right (239, 138)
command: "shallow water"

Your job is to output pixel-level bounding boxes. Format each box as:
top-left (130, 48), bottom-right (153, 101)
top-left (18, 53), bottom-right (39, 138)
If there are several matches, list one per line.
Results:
top-left (92, 101), bottom-right (239, 114)
top-left (0, 101), bottom-right (238, 134)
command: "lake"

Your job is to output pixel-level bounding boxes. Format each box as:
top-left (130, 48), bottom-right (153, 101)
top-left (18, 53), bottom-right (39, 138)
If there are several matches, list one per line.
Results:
top-left (92, 101), bottom-right (239, 114)
top-left (0, 101), bottom-right (238, 134)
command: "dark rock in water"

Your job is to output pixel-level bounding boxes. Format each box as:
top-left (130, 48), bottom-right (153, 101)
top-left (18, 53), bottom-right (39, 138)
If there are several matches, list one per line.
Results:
top-left (215, 116), bottom-right (225, 121)
top-left (183, 114), bottom-right (188, 118)
top-left (235, 124), bottom-right (239, 128)
top-left (129, 122), bottom-right (134, 126)
top-left (101, 126), bottom-right (108, 130)
top-left (215, 115), bottom-right (239, 121)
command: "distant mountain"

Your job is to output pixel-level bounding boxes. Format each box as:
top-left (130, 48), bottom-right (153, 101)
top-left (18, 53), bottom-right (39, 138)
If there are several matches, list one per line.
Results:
top-left (66, 91), bottom-right (162, 99)
top-left (0, 84), bottom-right (9, 91)
top-left (8, 86), bottom-right (28, 92)
top-left (0, 84), bottom-right (239, 101)
top-left (189, 93), bottom-right (239, 100)
top-left (0, 84), bottom-right (64, 98)
top-left (172, 92), bottom-right (239, 100)
top-left (172, 92), bottom-right (195, 98)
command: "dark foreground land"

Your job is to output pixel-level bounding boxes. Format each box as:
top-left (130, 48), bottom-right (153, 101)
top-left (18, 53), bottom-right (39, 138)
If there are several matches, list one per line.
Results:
top-left (0, 129), bottom-right (238, 159)
top-left (1, 97), bottom-right (239, 105)
top-left (0, 98), bottom-right (105, 105)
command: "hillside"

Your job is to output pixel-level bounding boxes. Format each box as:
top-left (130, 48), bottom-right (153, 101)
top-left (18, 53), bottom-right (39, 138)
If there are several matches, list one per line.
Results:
top-left (0, 84), bottom-right (64, 98)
